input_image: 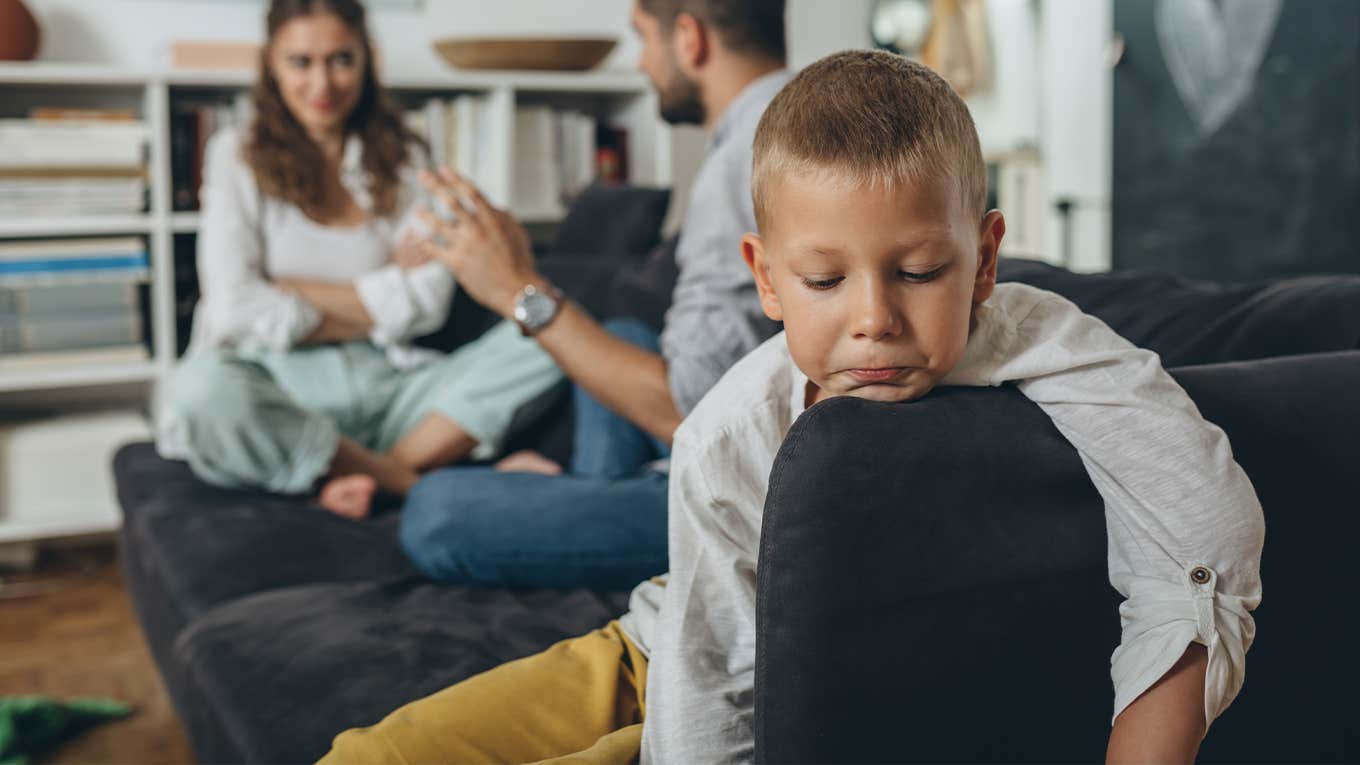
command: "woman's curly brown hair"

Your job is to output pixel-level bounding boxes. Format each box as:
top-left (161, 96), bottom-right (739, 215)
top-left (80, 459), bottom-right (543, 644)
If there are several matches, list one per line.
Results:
top-left (244, 0), bottom-right (424, 219)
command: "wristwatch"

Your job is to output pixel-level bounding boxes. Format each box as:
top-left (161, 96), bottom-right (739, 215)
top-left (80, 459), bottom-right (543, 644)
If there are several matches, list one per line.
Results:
top-left (512, 283), bottom-right (564, 337)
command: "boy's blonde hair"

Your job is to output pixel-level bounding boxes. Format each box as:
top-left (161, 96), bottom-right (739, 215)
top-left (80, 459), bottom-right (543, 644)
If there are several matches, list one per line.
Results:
top-left (751, 49), bottom-right (987, 231)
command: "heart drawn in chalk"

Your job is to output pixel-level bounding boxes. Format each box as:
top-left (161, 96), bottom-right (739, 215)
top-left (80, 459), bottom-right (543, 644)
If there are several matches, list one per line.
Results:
top-left (1154, 0), bottom-right (1284, 137)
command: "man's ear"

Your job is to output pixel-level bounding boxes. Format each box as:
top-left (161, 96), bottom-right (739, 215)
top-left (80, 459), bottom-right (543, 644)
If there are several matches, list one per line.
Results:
top-left (972, 209), bottom-right (1005, 305)
top-left (671, 11), bottom-right (709, 74)
top-left (742, 232), bottom-right (783, 322)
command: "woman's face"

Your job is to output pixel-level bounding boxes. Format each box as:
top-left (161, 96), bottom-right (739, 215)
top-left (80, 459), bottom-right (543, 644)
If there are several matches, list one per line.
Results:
top-left (268, 11), bottom-right (366, 138)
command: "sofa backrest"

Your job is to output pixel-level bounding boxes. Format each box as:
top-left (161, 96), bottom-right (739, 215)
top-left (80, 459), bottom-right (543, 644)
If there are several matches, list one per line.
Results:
top-left (755, 351), bottom-right (1360, 762)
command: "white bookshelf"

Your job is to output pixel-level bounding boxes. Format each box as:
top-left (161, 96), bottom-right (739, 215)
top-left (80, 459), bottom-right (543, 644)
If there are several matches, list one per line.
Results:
top-left (0, 61), bottom-right (688, 543)
top-left (0, 61), bottom-right (680, 394)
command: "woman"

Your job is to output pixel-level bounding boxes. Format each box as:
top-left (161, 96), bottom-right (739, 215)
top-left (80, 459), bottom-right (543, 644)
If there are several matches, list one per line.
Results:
top-left (156, 0), bottom-right (562, 518)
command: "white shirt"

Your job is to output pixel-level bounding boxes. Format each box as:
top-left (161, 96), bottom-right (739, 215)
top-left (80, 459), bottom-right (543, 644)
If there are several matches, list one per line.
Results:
top-left (628, 282), bottom-right (1265, 764)
top-left (188, 126), bottom-right (453, 367)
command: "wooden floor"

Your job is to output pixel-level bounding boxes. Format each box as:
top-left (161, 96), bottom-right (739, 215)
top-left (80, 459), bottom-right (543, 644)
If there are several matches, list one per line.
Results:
top-left (0, 542), bottom-right (196, 764)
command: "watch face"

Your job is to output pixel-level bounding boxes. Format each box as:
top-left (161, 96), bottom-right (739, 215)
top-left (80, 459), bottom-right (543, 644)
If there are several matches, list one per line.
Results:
top-left (516, 289), bottom-right (557, 331)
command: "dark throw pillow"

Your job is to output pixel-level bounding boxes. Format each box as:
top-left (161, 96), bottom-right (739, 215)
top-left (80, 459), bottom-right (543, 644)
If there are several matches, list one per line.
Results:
top-left (555, 183), bottom-right (672, 257)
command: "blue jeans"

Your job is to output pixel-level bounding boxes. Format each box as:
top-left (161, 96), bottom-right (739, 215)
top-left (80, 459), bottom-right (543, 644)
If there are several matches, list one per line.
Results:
top-left (401, 318), bottom-right (670, 590)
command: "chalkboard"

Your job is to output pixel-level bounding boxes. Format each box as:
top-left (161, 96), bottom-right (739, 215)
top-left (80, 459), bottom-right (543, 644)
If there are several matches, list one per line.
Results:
top-left (1113, 0), bottom-right (1359, 281)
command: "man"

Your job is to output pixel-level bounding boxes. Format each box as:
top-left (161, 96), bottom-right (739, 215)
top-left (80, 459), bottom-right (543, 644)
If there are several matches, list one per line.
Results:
top-left (398, 0), bottom-right (792, 589)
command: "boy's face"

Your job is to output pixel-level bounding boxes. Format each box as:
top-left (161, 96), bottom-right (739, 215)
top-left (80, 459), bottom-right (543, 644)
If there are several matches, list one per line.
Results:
top-left (743, 169), bottom-right (1004, 406)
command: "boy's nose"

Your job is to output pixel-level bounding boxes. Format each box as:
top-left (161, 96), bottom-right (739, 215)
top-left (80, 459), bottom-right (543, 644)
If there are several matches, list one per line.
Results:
top-left (852, 284), bottom-right (903, 341)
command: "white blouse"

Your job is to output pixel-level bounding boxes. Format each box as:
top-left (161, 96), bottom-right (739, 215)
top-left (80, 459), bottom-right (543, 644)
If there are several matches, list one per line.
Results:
top-left (189, 126), bottom-right (453, 368)
top-left (630, 282), bottom-right (1265, 764)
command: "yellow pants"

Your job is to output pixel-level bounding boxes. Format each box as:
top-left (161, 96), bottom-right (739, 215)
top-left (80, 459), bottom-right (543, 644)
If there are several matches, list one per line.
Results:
top-left (318, 621), bottom-right (647, 765)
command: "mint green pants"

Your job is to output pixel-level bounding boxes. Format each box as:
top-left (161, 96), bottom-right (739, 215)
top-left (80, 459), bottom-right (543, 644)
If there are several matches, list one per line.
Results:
top-left (166, 321), bottom-right (563, 494)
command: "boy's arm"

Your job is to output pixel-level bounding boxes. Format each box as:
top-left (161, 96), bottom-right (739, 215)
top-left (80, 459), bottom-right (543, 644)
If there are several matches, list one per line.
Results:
top-left (988, 290), bottom-right (1264, 742)
top-left (640, 432), bottom-right (763, 763)
top-left (1107, 643), bottom-right (1208, 763)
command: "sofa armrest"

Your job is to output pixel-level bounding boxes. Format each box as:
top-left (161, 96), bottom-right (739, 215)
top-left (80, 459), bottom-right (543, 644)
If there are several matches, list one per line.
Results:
top-left (755, 351), bottom-right (1360, 763)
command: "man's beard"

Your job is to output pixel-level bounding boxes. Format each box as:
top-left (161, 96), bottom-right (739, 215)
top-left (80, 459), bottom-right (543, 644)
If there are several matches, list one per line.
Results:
top-left (657, 70), bottom-right (705, 126)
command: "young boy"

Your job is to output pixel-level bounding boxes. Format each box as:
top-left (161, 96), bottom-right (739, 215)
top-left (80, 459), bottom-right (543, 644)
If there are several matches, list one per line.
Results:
top-left (321, 50), bottom-right (1263, 764)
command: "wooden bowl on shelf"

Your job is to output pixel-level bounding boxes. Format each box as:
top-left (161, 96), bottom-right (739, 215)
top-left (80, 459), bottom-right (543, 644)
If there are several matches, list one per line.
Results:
top-left (433, 37), bottom-right (617, 72)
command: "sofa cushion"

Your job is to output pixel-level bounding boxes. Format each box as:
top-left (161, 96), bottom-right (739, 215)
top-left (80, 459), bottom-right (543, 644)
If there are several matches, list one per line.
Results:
top-left (114, 442), bottom-right (418, 728)
top-left (755, 351), bottom-right (1360, 762)
top-left (999, 258), bottom-right (1360, 366)
top-left (170, 578), bottom-right (631, 763)
top-left (116, 443), bottom-right (417, 627)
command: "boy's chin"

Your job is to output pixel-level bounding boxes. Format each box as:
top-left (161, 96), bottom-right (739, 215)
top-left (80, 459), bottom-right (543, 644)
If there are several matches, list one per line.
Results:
top-left (818, 381), bottom-right (936, 405)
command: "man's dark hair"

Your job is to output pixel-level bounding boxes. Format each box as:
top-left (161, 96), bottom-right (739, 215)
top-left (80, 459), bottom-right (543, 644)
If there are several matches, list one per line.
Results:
top-left (639, 0), bottom-right (786, 62)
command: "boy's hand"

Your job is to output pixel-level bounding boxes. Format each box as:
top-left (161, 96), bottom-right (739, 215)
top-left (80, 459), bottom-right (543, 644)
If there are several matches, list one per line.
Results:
top-left (417, 168), bottom-right (541, 318)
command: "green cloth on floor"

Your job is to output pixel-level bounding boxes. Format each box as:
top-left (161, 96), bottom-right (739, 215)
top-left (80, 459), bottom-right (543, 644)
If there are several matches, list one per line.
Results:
top-left (0, 696), bottom-right (131, 765)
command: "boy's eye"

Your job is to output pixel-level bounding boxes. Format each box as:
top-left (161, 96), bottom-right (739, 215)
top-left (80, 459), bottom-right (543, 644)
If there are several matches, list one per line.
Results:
top-left (289, 55), bottom-right (311, 69)
top-left (332, 51), bottom-right (357, 67)
top-left (899, 266), bottom-right (944, 283)
top-left (801, 276), bottom-right (843, 291)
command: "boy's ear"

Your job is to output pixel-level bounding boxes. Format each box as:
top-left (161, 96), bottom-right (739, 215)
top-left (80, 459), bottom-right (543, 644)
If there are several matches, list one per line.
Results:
top-left (672, 12), bottom-right (709, 73)
top-left (972, 209), bottom-right (1005, 305)
top-left (741, 233), bottom-right (783, 322)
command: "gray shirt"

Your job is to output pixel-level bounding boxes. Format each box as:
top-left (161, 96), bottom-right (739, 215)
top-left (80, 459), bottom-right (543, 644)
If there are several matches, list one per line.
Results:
top-left (660, 69), bottom-right (793, 416)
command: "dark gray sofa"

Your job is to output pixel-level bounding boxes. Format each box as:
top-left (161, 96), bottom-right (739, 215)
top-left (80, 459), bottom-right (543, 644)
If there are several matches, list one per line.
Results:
top-left (756, 350), bottom-right (1360, 763)
top-left (115, 253), bottom-right (1360, 762)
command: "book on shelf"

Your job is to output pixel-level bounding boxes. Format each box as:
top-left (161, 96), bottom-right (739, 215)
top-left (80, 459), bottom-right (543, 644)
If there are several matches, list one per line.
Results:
top-left (513, 105), bottom-right (564, 217)
top-left (0, 282), bottom-right (140, 316)
top-left (0, 345), bottom-right (149, 371)
top-left (403, 94), bottom-right (494, 190)
top-left (595, 125), bottom-right (628, 185)
top-left (511, 105), bottom-right (618, 218)
top-left (1, 308), bottom-right (144, 354)
top-left (30, 108), bottom-right (138, 123)
top-left (0, 237), bottom-right (150, 287)
top-left (557, 110), bottom-right (598, 199)
top-left (171, 95), bottom-right (253, 211)
top-left (0, 116), bottom-right (148, 218)
top-left (0, 174), bottom-right (148, 217)
top-left (0, 119), bottom-right (147, 170)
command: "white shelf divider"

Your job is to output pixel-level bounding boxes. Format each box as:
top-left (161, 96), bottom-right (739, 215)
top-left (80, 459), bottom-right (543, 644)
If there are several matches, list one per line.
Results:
top-left (170, 212), bottom-right (201, 233)
top-left (0, 359), bottom-right (159, 394)
top-left (0, 62), bottom-right (153, 86)
top-left (0, 216), bottom-right (155, 238)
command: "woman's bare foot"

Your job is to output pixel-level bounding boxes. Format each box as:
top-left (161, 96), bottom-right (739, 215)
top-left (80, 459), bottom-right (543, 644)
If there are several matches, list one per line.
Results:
top-left (318, 474), bottom-right (378, 519)
top-left (495, 450), bottom-right (564, 476)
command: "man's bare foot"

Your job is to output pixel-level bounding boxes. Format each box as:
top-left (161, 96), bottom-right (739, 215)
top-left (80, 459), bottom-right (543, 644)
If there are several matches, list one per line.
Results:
top-left (495, 450), bottom-right (564, 476)
top-left (318, 474), bottom-right (378, 519)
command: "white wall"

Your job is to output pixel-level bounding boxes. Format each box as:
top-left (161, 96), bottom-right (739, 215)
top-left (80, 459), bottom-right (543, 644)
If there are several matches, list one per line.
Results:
top-left (1039, 0), bottom-right (1112, 271)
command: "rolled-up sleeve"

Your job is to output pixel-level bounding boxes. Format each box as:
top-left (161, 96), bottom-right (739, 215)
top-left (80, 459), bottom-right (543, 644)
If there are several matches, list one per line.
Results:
top-left (196, 129), bottom-right (321, 351)
top-left (956, 287), bottom-right (1265, 727)
top-left (353, 260), bottom-right (454, 345)
top-left (352, 148), bottom-right (455, 346)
